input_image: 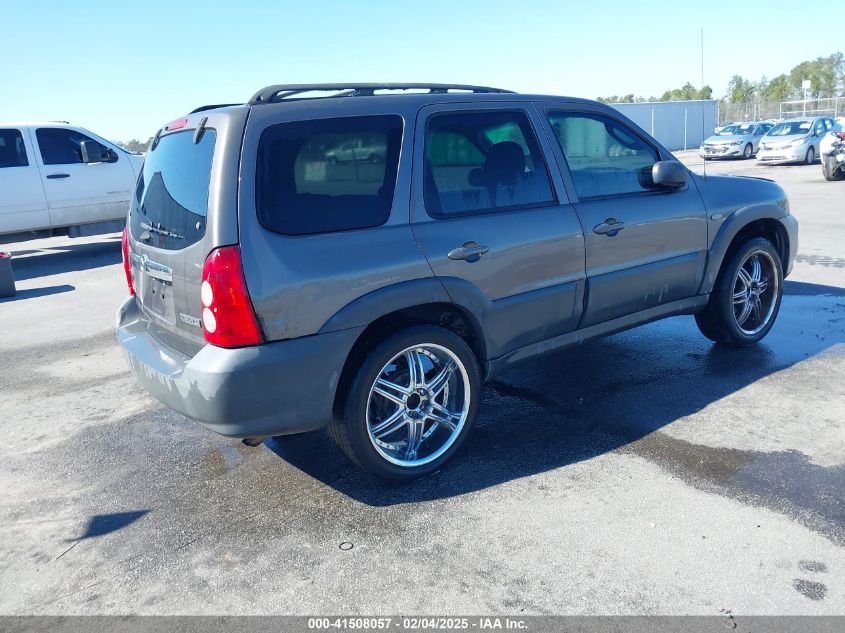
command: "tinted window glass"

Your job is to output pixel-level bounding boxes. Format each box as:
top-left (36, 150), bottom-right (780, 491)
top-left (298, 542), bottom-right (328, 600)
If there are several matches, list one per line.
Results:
top-left (130, 129), bottom-right (216, 250)
top-left (424, 110), bottom-right (554, 216)
top-left (256, 115), bottom-right (403, 235)
top-left (36, 128), bottom-right (112, 165)
top-left (547, 112), bottom-right (659, 198)
top-left (0, 129), bottom-right (28, 168)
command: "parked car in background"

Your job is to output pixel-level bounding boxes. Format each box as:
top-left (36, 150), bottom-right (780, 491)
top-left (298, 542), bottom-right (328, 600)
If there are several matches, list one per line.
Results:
top-left (820, 118), bottom-right (845, 181)
top-left (756, 116), bottom-right (835, 165)
top-left (700, 121), bottom-right (773, 160)
top-left (0, 122), bottom-right (143, 238)
top-left (117, 83), bottom-right (797, 480)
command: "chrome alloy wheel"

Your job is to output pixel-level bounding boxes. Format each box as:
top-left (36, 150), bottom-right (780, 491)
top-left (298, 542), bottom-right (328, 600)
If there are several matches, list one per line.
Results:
top-left (732, 250), bottom-right (779, 335)
top-left (366, 344), bottom-right (471, 467)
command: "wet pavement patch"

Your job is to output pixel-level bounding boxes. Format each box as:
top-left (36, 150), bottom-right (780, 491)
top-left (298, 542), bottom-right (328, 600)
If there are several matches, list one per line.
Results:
top-left (621, 433), bottom-right (845, 546)
top-left (792, 578), bottom-right (827, 600)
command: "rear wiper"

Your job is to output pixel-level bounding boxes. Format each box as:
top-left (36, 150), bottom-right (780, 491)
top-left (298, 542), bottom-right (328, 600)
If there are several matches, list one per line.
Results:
top-left (139, 221), bottom-right (185, 240)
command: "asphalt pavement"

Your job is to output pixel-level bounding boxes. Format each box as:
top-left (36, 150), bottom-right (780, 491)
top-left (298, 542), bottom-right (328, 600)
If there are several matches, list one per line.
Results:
top-left (0, 153), bottom-right (842, 615)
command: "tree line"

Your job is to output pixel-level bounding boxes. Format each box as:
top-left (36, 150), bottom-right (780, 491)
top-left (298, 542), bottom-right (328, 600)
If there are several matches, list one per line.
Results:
top-left (598, 52), bottom-right (844, 105)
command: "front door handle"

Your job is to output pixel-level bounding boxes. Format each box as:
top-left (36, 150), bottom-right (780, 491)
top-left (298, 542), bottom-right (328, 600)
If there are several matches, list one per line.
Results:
top-left (593, 218), bottom-right (625, 236)
top-left (46, 173), bottom-right (70, 179)
top-left (448, 241), bottom-right (490, 262)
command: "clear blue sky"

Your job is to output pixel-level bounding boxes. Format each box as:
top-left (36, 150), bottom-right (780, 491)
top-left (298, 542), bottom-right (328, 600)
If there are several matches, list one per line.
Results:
top-left (2, 0), bottom-right (839, 141)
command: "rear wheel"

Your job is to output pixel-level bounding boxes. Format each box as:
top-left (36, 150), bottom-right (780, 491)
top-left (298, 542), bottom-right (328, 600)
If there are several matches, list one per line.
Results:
top-left (330, 325), bottom-right (480, 480)
top-left (695, 237), bottom-right (783, 346)
top-left (743, 143), bottom-right (753, 159)
top-left (805, 146), bottom-right (815, 165)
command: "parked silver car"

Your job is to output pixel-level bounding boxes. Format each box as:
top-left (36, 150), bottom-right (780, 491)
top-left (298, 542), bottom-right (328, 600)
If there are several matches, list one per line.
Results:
top-left (757, 117), bottom-right (835, 165)
top-left (700, 121), bottom-right (773, 160)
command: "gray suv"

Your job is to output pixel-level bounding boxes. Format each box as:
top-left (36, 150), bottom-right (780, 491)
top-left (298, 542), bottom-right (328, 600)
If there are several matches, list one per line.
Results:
top-left (117, 83), bottom-right (798, 480)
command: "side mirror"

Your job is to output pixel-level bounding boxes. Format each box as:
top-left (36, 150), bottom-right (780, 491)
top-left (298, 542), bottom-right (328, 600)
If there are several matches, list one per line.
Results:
top-left (652, 161), bottom-right (688, 189)
top-left (80, 140), bottom-right (113, 164)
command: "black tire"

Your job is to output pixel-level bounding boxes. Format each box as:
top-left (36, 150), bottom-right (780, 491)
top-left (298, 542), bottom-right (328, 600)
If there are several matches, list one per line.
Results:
top-left (743, 143), bottom-right (753, 159)
top-left (805, 146), bottom-right (815, 165)
top-left (823, 156), bottom-right (845, 181)
top-left (694, 237), bottom-right (783, 346)
top-left (329, 325), bottom-right (481, 480)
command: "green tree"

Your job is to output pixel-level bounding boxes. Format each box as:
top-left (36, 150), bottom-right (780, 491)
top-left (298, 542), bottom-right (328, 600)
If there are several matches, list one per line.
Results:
top-left (725, 75), bottom-right (756, 103)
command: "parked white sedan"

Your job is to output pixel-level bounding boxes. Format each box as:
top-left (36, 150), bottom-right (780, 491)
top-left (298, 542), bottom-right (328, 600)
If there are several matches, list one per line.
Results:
top-left (756, 117), bottom-right (835, 165)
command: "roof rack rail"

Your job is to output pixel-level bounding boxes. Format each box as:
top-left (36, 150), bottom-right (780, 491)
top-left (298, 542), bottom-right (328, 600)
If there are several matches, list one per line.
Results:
top-left (249, 83), bottom-right (514, 105)
top-left (190, 103), bottom-right (239, 114)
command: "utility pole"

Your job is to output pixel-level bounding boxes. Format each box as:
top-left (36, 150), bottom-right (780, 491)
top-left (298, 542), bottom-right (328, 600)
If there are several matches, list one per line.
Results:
top-left (700, 29), bottom-right (704, 90)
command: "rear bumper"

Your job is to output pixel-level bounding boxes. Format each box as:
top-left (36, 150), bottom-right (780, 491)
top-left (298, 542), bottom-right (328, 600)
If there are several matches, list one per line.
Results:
top-left (116, 296), bottom-right (364, 438)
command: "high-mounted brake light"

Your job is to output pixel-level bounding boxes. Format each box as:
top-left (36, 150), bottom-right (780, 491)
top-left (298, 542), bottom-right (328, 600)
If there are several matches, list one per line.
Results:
top-left (121, 228), bottom-right (135, 296)
top-left (200, 246), bottom-right (263, 348)
top-left (166, 117), bottom-right (188, 131)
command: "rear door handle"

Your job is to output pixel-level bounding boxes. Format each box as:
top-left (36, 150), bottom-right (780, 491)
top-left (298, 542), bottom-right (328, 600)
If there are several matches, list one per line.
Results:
top-left (46, 173), bottom-right (70, 179)
top-left (593, 218), bottom-right (625, 236)
top-left (448, 241), bottom-right (490, 261)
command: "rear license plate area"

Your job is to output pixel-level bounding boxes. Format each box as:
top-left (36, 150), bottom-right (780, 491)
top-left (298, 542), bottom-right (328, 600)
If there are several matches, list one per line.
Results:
top-left (139, 272), bottom-right (175, 323)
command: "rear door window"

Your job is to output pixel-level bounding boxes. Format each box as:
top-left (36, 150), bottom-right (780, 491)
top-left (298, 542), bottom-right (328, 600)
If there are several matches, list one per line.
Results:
top-left (423, 110), bottom-right (554, 216)
top-left (130, 129), bottom-right (216, 250)
top-left (256, 115), bottom-right (403, 235)
top-left (0, 129), bottom-right (28, 168)
top-left (547, 111), bottom-right (659, 199)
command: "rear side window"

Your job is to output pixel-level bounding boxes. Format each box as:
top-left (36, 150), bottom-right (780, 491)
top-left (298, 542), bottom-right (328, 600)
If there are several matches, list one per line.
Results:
top-left (130, 129), bottom-right (216, 250)
top-left (547, 111), bottom-right (659, 199)
top-left (424, 110), bottom-right (554, 216)
top-left (0, 129), bottom-right (28, 168)
top-left (36, 128), bottom-right (114, 165)
top-left (256, 115), bottom-right (403, 235)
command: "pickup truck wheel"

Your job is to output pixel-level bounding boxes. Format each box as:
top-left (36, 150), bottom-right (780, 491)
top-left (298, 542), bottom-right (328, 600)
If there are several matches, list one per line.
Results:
top-left (330, 325), bottom-right (480, 480)
top-left (695, 237), bottom-right (783, 346)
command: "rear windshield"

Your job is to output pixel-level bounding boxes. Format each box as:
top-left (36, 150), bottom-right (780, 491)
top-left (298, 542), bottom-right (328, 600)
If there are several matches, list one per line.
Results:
top-left (130, 129), bottom-right (216, 250)
top-left (256, 115), bottom-right (403, 235)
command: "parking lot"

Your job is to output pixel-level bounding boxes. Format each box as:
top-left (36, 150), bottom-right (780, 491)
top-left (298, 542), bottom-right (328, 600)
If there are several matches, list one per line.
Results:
top-left (0, 155), bottom-right (842, 616)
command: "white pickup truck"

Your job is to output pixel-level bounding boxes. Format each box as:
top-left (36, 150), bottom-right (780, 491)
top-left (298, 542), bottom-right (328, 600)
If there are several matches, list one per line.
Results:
top-left (0, 122), bottom-right (143, 238)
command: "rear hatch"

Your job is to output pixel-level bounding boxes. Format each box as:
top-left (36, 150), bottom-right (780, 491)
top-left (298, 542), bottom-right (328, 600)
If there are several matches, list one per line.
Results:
top-left (127, 108), bottom-right (247, 356)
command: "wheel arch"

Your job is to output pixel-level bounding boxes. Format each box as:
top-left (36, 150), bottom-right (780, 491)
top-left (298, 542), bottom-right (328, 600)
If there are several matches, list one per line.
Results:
top-left (320, 278), bottom-right (490, 415)
top-left (700, 205), bottom-right (792, 294)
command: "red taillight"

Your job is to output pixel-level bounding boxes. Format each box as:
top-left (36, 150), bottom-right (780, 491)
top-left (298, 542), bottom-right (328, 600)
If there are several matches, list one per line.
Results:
top-left (121, 227), bottom-right (135, 296)
top-left (200, 246), bottom-right (263, 348)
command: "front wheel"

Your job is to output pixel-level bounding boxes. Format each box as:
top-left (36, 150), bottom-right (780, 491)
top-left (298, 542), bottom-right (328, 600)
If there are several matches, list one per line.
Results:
top-left (330, 325), bottom-right (481, 480)
top-left (695, 237), bottom-right (783, 346)
top-left (805, 146), bottom-right (815, 165)
top-left (743, 143), bottom-right (753, 159)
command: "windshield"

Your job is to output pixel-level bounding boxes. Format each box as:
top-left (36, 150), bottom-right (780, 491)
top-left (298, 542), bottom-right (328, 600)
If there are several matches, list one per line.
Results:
top-left (130, 129), bottom-right (216, 250)
top-left (769, 121), bottom-right (812, 136)
top-left (718, 124), bottom-right (754, 136)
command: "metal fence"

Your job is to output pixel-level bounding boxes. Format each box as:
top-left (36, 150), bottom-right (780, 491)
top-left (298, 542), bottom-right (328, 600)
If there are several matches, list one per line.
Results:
top-left (612, 100), bottom-right (717, 151)
top-left (718, 97), bottom-right (845, 124)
